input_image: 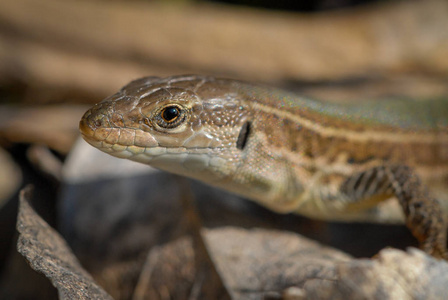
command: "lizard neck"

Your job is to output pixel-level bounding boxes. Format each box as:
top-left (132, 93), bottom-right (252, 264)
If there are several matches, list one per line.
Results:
top-left (229, 83), bottom-right (448, 214)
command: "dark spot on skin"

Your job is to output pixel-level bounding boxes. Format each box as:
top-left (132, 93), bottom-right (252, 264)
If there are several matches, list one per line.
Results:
top-left (352, 172), bottom-right (365, 192)
top-left (237, 121), bottom-right (251, 150)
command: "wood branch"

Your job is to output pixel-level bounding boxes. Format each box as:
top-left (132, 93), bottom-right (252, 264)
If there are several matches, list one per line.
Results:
top-left (0, 0), bottom-right (447, 101)
top-left (0, 105), bottom-right (88, 153)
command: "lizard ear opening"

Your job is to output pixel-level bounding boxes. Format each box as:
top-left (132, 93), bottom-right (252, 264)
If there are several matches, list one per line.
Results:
top-left (236, 121), bottom-right (251, 150)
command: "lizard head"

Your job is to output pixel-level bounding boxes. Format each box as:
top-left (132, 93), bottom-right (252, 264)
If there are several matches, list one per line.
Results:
top-left (79, 75), bottom-right (252, 182)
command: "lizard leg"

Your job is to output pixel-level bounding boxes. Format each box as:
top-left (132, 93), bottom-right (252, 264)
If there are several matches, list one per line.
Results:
top-left (340, 165), bottom-right (448, 259)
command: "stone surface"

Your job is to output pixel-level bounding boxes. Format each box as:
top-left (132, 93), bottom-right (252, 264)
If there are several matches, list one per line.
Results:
top-left (16, 184), bottom-right (448, 299)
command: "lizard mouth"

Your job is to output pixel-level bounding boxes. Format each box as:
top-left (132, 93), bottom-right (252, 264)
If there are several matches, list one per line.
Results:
top-left (80, 117), bottom-right (156, 159)
top-left (80, 129), bottom-right (226, 176)
top-left (80, 116), bottom-right (221, 167)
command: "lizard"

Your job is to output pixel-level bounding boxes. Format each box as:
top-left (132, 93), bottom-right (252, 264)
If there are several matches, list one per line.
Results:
top-left (79, 75), bottom-right (448, 259)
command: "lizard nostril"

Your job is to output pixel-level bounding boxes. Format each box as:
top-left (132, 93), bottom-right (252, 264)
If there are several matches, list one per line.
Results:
top-left (94, 119), bottom-right (103, 127)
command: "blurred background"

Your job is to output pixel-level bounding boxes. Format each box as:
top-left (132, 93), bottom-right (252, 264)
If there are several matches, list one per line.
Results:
top-left (0, 0), bottom-right (447, 299)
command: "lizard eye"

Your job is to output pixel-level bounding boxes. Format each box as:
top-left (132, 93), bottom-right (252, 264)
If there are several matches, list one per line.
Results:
top-left (162, 106), bottom-right (180, 122)
top-left (154, 104), bottom-right (187, 129)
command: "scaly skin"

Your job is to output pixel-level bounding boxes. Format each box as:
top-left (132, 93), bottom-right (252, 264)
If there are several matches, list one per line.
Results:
top-left (79, 75), bottom-right (448, 258)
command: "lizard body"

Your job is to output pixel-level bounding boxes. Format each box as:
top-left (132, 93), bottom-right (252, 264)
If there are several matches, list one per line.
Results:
top-left (79, 75), bottom-right (448, 258)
